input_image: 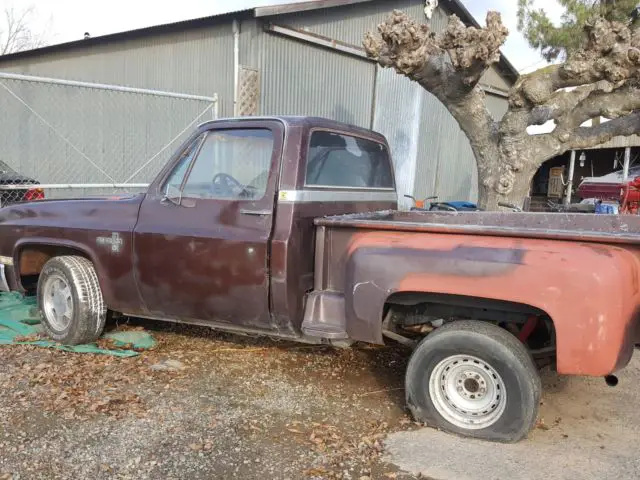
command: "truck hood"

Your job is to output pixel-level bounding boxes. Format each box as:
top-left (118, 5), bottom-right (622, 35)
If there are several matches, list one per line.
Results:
top-left (0, 193), bottom-right (145, 230)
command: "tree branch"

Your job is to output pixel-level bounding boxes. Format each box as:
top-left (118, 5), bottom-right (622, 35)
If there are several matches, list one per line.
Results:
top-left (364, 10), bottom-right (507, 163)
top-left (570, 111), bottom-right (640, 149)
top-left (510, 18), bottom-right (640, 109)
top-left (1, 6), bottom-right (46, 56)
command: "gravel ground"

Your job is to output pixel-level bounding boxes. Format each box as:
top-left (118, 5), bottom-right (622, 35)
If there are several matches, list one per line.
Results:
top-left (1, 318), bottom-right (638, 480)
top-left (0, 319), bottom-right (421, 480)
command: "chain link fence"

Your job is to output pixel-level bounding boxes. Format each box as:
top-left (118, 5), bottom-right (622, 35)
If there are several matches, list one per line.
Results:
top-left (0, 72), bottom-right (219, 205)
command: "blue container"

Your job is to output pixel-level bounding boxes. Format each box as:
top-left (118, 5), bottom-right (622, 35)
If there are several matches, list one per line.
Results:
top-left (595, 203), bottom-right (615, 214)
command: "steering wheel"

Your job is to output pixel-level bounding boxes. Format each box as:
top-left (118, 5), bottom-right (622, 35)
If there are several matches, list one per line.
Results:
top-left (211, 173), bottom-right (243, 197)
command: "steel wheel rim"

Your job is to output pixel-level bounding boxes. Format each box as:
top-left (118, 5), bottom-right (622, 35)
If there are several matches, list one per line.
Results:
top-left (429, 354), bottom-right (507, 430)
top-left (42, 274), bottom-right (74, 331)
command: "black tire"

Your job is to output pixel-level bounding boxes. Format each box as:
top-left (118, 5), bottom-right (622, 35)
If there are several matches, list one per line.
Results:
top-left (37, 256), bottom-right (106, 345)
top-left (405, 320), bottom-right (541, 443)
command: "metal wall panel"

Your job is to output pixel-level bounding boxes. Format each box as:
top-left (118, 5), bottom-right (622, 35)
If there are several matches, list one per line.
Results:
top-left (277, 0), bottom-right (509, 92)
top-left (407, 89), bottom-right (478, 204)
top-left (274, 0), bottom-right (427, 47)
top-left (373, 68), bottom-right (424, 209)
top-left (485, 93), bottom-right (509, 121)
top-left (369, 4), bottom-right (481, 206)
top-left (0, 24), bottom-right (235, 116)
top-left (258, 32), bottom-right (375, 128)
top-left (275, 0), bottom-right (509, 205)
top-left (427, 101), bottom-right (478, 203)
top-left (481, 66), bottom-right (512, 92)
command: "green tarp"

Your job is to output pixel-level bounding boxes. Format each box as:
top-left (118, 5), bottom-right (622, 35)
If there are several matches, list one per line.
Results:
top-left (0, 292), bottom-right (155, 357)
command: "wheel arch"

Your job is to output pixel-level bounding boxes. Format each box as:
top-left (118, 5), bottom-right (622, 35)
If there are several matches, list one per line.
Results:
top-left (14, 238), bottom-right (112, 304)
top-left (382, 290), bottom-right (557, 352)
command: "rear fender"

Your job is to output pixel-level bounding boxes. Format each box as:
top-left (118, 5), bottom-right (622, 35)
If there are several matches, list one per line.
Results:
top-left (343, 231), bottom-right (640, 376)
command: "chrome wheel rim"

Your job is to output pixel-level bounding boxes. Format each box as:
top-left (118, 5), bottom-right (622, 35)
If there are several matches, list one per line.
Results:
top-left (42, 274), bottom-right (74, 331)
top-left (429, 354), bottom-right (506, 430)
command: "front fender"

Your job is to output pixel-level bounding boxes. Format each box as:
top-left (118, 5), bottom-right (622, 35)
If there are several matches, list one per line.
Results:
top-left (14, 237), bottom-right (105, 286)
top-left (343, 231), bottom-right (640, 377)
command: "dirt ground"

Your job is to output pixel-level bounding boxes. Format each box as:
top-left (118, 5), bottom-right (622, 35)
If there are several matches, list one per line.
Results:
top-left (384, 354), bottom-right (640, 480)
top-left (0, 318), bottom-right (638, 480)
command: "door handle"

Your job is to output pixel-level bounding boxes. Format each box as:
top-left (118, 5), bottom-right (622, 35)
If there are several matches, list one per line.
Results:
top-left (240, 209), bottom-right (272, 216)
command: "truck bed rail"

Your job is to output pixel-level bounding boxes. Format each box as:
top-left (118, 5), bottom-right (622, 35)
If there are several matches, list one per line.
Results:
top-left (315, 210), bottom-right (640, 246)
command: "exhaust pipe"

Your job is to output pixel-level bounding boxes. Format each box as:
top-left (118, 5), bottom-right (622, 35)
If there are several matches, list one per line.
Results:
top-left (605, 375), bottom-right (619, 387)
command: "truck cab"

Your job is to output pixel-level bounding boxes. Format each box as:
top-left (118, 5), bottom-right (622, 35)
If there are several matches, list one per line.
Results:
top-left (131, 116), bottom-right (397, 336)
top-left (0, 116), bottom-right (397, 340)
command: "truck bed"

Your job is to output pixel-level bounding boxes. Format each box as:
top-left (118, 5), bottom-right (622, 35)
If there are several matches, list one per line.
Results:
top-left (315, 210), bottom-right (640, 245)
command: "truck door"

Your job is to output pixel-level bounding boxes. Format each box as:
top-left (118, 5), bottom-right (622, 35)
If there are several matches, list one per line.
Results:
top-left (133, 120), bottom-right (284, 330)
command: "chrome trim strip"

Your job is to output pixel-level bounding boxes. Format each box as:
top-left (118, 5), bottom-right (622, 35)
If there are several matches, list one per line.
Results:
top-left (0, 265), bottom-right (9, 292)
top-left (278, 190), bottom-right (397, 203)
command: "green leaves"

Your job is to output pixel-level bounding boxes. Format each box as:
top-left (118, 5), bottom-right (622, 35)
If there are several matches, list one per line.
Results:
top-left (517, 0), bottom-right (639, 61)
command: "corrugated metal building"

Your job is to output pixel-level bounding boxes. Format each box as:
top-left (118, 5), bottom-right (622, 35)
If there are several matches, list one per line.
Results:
top-left (0, 0), bottom-right (517, 206)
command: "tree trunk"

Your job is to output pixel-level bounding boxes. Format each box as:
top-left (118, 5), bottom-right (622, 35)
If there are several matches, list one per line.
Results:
top-left (476, 154), bottom-right (537, 211)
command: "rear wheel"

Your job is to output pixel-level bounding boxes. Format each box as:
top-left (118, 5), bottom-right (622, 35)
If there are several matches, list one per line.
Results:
top-left (405, 320), bottom-right (541, 443)
top-left (37, 256), bottom-right (106, 345)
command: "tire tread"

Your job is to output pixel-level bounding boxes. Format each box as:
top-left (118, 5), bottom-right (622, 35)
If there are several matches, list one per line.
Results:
top-left (38, 255), bottom-right (106, 345)
top-left (406, 320), bottom-right (541, 443)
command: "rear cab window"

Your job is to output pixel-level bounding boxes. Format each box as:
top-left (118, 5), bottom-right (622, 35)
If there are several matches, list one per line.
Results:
top-left (305, 131), bottom-right (394, 189)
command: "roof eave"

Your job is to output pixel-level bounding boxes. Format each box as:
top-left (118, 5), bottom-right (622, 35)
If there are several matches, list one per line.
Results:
top-left (254, 0), bottom-right (371, 17)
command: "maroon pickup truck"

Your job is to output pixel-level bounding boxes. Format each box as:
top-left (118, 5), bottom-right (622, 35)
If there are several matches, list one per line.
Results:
top-left (1, 116), bottom-right (640, 443)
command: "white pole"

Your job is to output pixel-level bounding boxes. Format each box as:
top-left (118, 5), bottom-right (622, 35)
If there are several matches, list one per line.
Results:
top-left (0, 184), bottom-right (149, 190)
top-left (565, 150), bottom-right (576, 205)
top-left (623, 146), bottom-right (631, 180)
top-left (0, 71), bottom-right (216, 102)
top-left (232, 19), bottom-right (240, 116)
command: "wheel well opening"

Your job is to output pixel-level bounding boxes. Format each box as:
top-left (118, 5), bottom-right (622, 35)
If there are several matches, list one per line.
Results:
top-left (18, 246), bottom-right (90, 293)
top-left (384, 292), bottom-right (557, 367)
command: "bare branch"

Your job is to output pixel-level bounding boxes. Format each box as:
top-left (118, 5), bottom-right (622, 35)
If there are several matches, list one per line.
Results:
top-left (554, 84), bottom-right (640, 137)
top-left (570, 111), bottom-right (640, 149)
top-left (511, 18), bottom-right (640, 109)
top-left (1, 5), bottom-right (47, 56)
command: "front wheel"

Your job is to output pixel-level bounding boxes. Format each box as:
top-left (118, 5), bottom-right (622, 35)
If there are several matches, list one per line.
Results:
top-left (38, 256), bottom-right (107, 345)
top-left (405, 320), bottom-right (541, 443)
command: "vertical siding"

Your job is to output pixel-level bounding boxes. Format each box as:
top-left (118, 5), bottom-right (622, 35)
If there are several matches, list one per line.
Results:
top-left (485, 93), bottom-right (509, 121)
top-left (274, 0), bottom-right (428, 47)
top-left (258, 33), bottom-right (375, 128)
top-left (481, 67), bottom-right (513, 93)
top-left (427, 103), bottom-right (478, 202)
top-left (0, 23), bottom-right (235, 116)
top-left (373, 68), bottom-right (424, 209)
top-left (272, 0), bottom-right (507, 205)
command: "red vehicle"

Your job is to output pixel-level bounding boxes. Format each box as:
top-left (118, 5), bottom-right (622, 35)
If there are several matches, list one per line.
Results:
top-left (621, 176), bottom-right (640, 214)
top-left (0, 160), bottom-right (44, 207)
top-left (0, 117), bottom-right (639, 443)
top-left (577, 166), bottom-right (640, 201)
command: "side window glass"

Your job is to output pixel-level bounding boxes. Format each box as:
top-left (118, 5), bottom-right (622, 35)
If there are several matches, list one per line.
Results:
top-left (182, 129), bottom-right (274, 200)
top-left (163, 135), bottom-right (203, 194)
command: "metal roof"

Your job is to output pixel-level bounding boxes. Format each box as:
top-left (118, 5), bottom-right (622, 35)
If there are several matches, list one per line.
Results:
top-left (0, 0), bottom-right (519, 80)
